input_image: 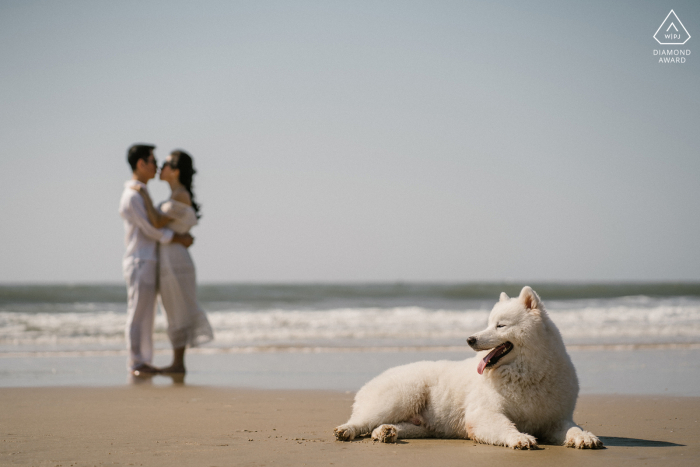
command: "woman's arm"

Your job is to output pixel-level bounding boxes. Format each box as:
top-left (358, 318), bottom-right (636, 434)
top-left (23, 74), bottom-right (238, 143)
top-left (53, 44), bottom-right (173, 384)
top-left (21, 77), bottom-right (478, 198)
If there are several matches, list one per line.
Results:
top-left (131, 186), bottom-right (173, 228)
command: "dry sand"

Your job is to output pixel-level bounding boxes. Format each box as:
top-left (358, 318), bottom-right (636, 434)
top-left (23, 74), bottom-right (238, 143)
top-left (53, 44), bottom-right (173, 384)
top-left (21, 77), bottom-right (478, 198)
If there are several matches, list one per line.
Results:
top-left (1, 385), bottom-right (698, 466)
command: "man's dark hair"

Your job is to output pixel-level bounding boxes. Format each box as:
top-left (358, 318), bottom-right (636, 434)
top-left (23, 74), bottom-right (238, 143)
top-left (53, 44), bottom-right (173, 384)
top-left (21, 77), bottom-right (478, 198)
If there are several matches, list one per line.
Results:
top-left (127, 144), bottom-right (155, 171)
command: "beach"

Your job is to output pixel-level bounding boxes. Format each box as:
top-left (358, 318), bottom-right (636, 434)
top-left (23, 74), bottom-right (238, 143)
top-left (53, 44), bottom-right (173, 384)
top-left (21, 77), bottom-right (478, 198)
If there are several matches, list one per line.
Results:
top-left (2, 386), bottom-right (698, 467)
top-left (2, 346), bottom-right (700, 395)
top-left (2, 283), bottom-right (700, 465)
top-left (2, 347), bottom-right (700, 466)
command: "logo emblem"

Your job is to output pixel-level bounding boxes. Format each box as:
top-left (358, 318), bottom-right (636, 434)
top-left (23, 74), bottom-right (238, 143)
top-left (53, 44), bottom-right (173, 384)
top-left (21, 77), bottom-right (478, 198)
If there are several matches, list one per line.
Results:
top-left (654, 10), bottom-right (691, 45)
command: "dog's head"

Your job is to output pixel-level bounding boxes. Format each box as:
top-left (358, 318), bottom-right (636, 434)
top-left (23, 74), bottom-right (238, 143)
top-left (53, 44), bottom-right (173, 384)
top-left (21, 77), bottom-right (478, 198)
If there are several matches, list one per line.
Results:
top-left (467, 286), bottom-right (544, 375)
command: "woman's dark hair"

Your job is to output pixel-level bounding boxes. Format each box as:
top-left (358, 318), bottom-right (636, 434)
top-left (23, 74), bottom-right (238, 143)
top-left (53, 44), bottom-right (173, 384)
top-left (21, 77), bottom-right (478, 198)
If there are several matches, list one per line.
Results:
top-left (170, 150), bottom-right (201, 218)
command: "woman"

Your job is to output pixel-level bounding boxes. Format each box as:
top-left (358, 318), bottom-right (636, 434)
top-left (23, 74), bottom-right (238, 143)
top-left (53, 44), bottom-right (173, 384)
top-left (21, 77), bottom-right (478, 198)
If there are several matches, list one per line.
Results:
top-left (132, 150), bottom-right (213, 374)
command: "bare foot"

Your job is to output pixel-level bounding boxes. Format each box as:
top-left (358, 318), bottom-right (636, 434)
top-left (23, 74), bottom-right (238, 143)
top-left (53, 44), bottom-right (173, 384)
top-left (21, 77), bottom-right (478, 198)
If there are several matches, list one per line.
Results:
top-left (131, 363), bottom-right (158, 376)
top-left (159, 364), bottom-right (186, 374)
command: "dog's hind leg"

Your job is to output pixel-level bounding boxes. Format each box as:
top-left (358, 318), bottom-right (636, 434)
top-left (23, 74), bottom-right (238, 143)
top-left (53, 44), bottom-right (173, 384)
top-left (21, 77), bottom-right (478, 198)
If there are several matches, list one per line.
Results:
top-left (371, 424), bottom-right (398, 443)
top-left (335, 374), bottom-right (428, 441)
top-left (335, 411), bottom-right (388, 441)
top-left (372, 422), bottom-right (433, 443)
top-left (335, 409), bottom-right (404, 442)
top-left (334, 423), bottom-right (360, 441)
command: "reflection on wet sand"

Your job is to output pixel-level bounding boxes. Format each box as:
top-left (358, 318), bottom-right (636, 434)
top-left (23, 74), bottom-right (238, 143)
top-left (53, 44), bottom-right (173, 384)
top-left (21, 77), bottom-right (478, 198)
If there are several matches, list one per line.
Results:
top-left (128, 372), bottom-right (185, 386)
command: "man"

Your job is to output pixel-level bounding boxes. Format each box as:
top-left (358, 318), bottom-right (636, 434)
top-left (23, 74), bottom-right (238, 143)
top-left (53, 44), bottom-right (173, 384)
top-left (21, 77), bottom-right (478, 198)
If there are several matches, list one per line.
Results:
top-left (119, 144), bottom-right (193, 375)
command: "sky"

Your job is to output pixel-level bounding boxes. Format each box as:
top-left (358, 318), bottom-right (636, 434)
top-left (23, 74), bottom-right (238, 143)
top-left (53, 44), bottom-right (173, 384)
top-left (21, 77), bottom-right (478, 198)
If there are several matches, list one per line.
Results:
top-left (1, 0), bottom-right (698, 283)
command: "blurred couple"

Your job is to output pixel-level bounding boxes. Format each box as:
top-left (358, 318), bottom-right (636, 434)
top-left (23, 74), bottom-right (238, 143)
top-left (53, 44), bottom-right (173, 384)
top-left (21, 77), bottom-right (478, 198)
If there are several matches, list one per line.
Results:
top-left (118, 144), bottom-right (213, 376)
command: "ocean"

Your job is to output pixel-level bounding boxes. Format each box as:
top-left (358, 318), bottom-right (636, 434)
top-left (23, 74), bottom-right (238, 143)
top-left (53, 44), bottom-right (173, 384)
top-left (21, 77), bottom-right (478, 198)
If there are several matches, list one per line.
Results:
top-left (2, 282), bottom-right (700, 393)
top-left (2, 282), bottom-right (700, 354)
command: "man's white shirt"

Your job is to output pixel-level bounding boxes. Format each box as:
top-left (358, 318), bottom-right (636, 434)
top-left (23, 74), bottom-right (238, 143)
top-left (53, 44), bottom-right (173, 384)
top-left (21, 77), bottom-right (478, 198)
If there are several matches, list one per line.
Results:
top-left (119, 180), bottom-right (173, 264)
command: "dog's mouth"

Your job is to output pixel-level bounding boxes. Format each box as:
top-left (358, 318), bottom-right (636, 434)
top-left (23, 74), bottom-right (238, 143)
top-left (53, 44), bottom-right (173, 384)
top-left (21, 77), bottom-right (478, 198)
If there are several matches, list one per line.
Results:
top-left (477, 341), bottom-right (514, 375)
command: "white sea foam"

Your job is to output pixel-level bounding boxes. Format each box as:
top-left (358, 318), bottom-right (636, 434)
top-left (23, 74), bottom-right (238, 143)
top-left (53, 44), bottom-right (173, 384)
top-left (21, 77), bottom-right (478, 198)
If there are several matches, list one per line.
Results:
top-left (2, 297), bottom-right (700, 352)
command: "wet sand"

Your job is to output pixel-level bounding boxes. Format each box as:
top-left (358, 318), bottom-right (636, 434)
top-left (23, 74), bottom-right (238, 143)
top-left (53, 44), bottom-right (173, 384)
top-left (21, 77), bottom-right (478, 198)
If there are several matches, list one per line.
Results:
top-left (3, 347), bottom-right (700, 396)
top-left (1, 386), bottom-right (698, 466)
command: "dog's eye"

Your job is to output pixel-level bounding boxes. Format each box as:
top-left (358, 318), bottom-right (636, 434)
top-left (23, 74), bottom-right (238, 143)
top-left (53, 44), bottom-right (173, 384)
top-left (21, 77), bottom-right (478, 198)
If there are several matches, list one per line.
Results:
top-left (496, 324), bottom-right (506, 328)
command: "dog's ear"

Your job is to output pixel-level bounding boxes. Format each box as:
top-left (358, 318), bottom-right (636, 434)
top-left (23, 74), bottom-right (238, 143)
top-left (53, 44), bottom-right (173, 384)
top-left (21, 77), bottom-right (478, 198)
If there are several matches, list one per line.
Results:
top-left (519, 286), bottom-right (541, 311)
top-left (499, 292), bottom-right (509, 302)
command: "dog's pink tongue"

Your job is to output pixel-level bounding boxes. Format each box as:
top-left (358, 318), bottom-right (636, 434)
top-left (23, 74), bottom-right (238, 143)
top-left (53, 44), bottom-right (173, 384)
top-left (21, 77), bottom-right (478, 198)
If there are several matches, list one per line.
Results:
top-left (477, 347), bottom-right (501, 375)
top-left (477, 359), bottom-right (487, 375)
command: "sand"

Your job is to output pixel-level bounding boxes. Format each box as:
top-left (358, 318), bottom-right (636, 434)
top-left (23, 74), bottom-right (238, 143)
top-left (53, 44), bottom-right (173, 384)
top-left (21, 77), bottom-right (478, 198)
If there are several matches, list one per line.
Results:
top-left (1, 386), bottom-right (699, 467)
top-left (4, 347), bottom-right (700, 396)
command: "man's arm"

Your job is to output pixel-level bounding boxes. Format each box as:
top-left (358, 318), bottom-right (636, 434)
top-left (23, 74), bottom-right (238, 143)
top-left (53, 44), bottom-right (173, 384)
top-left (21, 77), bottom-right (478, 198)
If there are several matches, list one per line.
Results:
top-left (172, 233), bottom-right (194, 248)
top-left (121, 193), bottom-right (174, 244)
top-left (131, 185), bottom-right (173, 228)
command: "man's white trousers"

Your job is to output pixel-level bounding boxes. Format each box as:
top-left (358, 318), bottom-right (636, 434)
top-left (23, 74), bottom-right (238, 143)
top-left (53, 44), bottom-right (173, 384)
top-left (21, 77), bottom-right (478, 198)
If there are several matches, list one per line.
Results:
top-left (123, 259), bottom-right (157, 369)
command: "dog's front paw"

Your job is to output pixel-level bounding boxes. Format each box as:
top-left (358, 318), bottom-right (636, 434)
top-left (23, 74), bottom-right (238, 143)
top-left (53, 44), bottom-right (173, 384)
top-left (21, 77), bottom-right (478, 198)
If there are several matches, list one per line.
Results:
top-left (565, 430), bottom-right (604, 449)
top-left (334, 424), bottom-right (356, 441)
top-left (371, 424), bottom-right (398, 443)
top-left (506, 432), bottom-right (538, 450)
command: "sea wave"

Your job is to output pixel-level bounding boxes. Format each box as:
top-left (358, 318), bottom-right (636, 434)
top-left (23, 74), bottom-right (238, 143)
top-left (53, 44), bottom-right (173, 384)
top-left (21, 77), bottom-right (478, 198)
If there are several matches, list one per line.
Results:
top-left (2, 299), bottom-right (700, 351)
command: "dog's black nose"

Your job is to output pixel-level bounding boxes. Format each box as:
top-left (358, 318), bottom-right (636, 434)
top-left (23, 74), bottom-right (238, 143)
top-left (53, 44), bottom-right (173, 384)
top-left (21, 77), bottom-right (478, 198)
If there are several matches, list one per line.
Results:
top-left (467, 336), bottom-right (477, 346)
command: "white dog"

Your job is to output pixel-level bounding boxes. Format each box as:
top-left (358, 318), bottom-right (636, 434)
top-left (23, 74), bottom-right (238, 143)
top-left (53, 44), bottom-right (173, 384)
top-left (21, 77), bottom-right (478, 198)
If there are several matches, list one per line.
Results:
top-left (334, 286), bottom-right (603, 449)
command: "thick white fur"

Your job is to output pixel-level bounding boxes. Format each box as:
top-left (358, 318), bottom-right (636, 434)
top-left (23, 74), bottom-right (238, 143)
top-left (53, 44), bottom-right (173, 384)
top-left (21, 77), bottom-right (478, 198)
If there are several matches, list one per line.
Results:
top-left (334, 286), bottom-right (603, 449)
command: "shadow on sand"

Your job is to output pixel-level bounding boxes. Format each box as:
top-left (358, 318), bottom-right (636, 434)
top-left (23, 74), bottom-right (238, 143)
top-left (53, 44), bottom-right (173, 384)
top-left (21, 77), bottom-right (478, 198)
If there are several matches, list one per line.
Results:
top-left (343, 435), bottom-right (682, 448)
top-left (599, 436), bottom-right (684, 447)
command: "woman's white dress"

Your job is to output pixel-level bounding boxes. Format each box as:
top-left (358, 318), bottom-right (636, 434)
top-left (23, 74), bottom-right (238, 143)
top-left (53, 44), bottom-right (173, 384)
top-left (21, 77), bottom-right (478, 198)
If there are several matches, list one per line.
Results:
top-left (158, 200), bottom-right (213, 349)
